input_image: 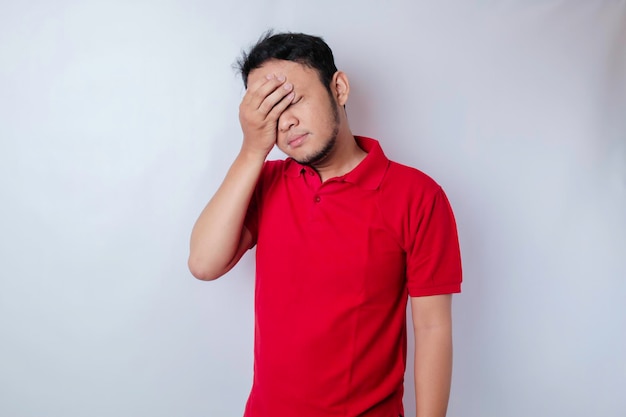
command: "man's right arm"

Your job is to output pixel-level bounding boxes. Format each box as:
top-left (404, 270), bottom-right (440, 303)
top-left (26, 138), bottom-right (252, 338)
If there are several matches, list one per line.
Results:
top-left (188, 73), bottom-right (295, 280)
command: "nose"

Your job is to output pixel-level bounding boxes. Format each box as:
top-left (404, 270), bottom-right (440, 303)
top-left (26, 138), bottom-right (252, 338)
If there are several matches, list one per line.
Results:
top-left (278, 108), bottom-right (298, 132)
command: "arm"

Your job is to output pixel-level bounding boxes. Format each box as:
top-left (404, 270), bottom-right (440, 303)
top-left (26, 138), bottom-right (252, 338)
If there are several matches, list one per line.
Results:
top-left (411, 294), bottom-right (453, 417)
top-left (188, 74), bottom-right (295, 280)
top-left (187, 151), bottom-right (263, 280)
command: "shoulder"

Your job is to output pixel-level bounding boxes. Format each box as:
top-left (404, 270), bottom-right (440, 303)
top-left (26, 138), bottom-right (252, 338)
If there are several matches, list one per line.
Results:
top-left (381, 161), bottom-right (443, 201)
top-left (262, 158), bottom-right (287, 174)
top-left (255, 158), bottom-right (299, 195)
top-left (376, 161), bottom-right (446, 231)
top-left (377, 161), bottom-right (458, 252)
top-left (258, 159), bottom-right (289, 182)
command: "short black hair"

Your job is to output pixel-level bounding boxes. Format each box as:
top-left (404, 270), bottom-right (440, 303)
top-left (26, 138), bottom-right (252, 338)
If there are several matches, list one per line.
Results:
top-left (236, 30), bottom-right (338, 92)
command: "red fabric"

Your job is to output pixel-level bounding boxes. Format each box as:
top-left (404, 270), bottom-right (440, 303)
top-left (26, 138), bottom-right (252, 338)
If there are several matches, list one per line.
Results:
top-left (243, 137), bottom-right (462, 417)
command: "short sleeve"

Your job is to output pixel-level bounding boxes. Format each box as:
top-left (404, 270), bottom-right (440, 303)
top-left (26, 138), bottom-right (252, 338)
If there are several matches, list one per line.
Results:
top-left (406, 187), bottom-right (462, 297)
top-left (244, 187), bottom-right (260, 248)
top-left (243, 160), bottom-right (285, 248)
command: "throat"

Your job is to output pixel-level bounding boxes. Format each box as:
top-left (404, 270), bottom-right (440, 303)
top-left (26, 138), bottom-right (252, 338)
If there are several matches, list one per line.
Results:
top-left (313, 139), bottom-right (367, 182)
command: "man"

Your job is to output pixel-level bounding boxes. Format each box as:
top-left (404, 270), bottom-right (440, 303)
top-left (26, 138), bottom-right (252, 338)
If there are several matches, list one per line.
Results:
top-left (189, 31), bottom-right (462, 417)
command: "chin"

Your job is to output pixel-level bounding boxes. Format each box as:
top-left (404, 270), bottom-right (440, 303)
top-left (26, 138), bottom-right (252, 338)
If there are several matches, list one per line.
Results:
top-left (282, 129), bottom-right (337, 165)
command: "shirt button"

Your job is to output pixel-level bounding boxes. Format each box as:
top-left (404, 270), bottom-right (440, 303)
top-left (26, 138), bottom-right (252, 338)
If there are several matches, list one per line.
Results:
top-left (314, 196), bottom-right (321, 203)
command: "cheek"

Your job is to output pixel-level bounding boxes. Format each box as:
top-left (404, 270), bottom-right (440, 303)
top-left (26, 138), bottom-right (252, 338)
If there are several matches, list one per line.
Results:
top-left (309, 104), bottom-right (336, 128)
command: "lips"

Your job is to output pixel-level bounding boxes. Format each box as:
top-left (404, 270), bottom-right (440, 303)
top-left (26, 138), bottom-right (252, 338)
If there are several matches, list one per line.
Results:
top-left (287, 133), bottom-right (308, 148)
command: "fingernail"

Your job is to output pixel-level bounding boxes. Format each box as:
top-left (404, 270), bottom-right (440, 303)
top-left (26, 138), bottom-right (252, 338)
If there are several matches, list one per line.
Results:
top-left (283, 83), bottom-right (293, 90)
top-left (266, 74), bottom-right (274, 80)
top-left (277, 75), bottom-right (286, 82)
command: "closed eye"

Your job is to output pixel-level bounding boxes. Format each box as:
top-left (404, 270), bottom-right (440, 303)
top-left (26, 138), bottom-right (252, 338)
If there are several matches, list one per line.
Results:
top-left (286, 96), bottom-right (302, 110)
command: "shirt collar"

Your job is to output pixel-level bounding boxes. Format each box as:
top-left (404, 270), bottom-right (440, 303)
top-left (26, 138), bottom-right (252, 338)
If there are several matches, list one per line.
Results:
top-left (283, 136), bottom-right (389, 190)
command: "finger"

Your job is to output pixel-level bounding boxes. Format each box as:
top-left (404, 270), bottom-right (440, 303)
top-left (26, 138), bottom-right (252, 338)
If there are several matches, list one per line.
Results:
top-left (258, 82), bottom-right (294, 117)
top-left (244, 74), bottom-right (288, 110)
top-left (266, 91), bottom-right (295, 121)
top-left (246, 72), bottom-right (281, 91)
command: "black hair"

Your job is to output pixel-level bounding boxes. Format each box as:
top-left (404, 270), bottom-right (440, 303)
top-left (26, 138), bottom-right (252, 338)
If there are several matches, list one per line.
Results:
top-left (236, 30), bottom-right (338, 92)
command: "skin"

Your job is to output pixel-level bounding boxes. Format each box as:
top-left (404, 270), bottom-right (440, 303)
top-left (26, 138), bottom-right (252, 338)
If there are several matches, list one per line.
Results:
top-left (242, 59), bottom-right (367, 180)
top-left (412, 294), bottom-right (453, 417)
top-left (188, 58), bottom-right (453, 417)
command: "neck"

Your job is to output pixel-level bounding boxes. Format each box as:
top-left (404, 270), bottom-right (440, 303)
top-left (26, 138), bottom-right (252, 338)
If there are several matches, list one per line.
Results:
top-left (312, 130), bottom-right (367, 182)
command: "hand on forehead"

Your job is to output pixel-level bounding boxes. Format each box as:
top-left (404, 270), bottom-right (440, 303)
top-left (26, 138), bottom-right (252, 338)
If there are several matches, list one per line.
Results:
top-left (249, 60), bottom-right (317, 91)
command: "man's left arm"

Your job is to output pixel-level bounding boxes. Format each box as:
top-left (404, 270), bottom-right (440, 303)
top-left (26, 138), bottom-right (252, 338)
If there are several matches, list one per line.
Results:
top-left (411, 294), bottom-right (453, 417)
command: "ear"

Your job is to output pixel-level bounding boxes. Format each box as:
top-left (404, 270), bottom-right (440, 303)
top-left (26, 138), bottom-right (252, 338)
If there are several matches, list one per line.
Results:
top-left (332, 71), bottom-right (350, 106)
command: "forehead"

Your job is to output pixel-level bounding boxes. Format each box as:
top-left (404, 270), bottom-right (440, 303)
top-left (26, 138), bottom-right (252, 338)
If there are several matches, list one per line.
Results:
top-left (248, 59), bottom-right (322, 89)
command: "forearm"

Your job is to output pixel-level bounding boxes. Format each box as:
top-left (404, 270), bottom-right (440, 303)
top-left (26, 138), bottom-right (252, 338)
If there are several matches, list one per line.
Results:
top-left (413, 322), bottom-right (453, 417)
top-left (188, 148), bottom-right (265, 280)
top-left (189, 69), bottom-right (295, 280)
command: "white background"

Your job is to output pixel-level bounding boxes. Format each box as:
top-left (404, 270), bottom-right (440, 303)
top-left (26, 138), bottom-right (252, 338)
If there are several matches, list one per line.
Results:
top-left (1, 1), bottom-right (625, 416)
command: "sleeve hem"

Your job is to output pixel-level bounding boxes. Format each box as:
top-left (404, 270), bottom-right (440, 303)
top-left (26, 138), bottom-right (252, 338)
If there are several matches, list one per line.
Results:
top-left (408, 283), bottom-right (461, 297)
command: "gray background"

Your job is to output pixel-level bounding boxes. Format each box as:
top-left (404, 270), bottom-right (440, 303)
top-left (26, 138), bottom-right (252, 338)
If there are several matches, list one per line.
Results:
top-left (1, 1), bottom-right (625, 416)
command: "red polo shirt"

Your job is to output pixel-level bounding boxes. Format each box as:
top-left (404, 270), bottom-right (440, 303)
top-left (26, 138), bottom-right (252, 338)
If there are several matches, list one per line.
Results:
top-left (243, 137), bottom-right (462, 417)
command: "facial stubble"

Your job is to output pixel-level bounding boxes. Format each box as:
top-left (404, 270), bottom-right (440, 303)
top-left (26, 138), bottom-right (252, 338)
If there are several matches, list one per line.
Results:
top-left (293, 95), bottom-right (340, 166)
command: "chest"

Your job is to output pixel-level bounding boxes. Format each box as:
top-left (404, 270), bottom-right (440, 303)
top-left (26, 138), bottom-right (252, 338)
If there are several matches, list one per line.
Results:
top-left (255, 177), bottom-right (406, 305)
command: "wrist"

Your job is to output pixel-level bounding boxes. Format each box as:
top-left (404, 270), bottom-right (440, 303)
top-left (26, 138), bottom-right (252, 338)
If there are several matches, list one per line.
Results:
top-left (238, 143), bottom-right (270, 165)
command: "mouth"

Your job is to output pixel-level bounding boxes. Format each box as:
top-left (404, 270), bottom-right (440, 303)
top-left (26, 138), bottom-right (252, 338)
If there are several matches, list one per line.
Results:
top-left (287, 133), bottom-right (308, 148)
